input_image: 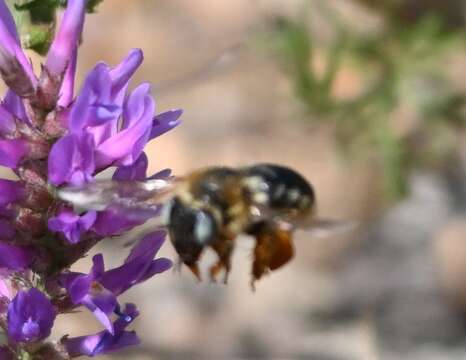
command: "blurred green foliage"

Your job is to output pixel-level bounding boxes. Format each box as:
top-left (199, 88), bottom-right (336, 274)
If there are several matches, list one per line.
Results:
top-left (6, 0), bottom-right (103, 55)
top-left (264, 0), bottom-right (465, 199)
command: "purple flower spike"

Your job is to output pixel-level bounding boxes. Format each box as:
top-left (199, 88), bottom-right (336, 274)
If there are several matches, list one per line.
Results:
top-left (7, 288), bottom-right (56, 343)
top-left (0, 1), bottom-right (181, 355)
top-left (45, 0), bottom-right (86, 79)
top-left (0, 243), bottom-right (33, 271)
top-left (48, 208), bottom-right (97, 244)
top-left (63, 303), bottom-right (140, 357)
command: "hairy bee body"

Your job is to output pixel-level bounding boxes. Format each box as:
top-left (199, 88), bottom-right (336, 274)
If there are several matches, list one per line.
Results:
top-left (166, 164), bottom-right (316, 283)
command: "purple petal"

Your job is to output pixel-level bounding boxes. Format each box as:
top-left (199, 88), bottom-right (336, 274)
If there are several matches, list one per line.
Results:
top-left (2, 90), bottom-right (28, 123)
top-left (0, 243), bottom-right (33, 270)
top-left (0, 1), bottom-right (36, 89)
top-left (48, 208), bottom-right (96, 244)
top-left (69, 63), bottom-right (112, 135)
top-left (64, 333), bottom-right (103, 357)
top-left (0, 104), bottom-right (15, 135)
top-left (148, 168), bottom-right (172, 180)
top-left (0, 179), bottom-right (23, 206)
top-left (125, 230), bottom-right (166, 263)
top-left (95, 83), bottom-right (154, 168)
top-left (90, 254), bottom-right (105, 279)
top-left (100, 231), bottom-right (169, 295)
top-left (92, 207), bottom-right (145, 237)
top-left (45, 0), bottom-right (86, 78)
top-left (0, 139), bottom-right (27, 168)
top-left (86, 103), bottom-right (122, 127)
top-left (0, 1), bottom-right (19, 41)
top-left (67, 273), bottom-right (92, 305)
top-left (138, 258), bottom-right (173, 283)
top-left (7, 288), bottom-right (55, 343)
top-left (63, 303), bottom-right (140, 357)
top-left (121, 83), bottom-right (151, 129)
top-left (48, 133), bottom-right (95, 186)
top-left (57, 47), bottom-right (77, 108)
top-left (149, 109), bottom-right (182, 140)
top-left (113, 152), bottom-right (148, 181)
top-left (67, 255), bottom-right (104, 304)
top-left (81, 288), bottom-right (117, 334)
top-left (109, 49), bottom-right (143, 102)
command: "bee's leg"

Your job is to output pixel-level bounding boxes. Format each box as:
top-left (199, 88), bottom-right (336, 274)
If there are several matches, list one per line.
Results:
top-left (210, 238), bottom-right (235, 284)
top-left (251, 225), bottom-right (294, 285)
top-left (186, 262), bottom-right (202, 282)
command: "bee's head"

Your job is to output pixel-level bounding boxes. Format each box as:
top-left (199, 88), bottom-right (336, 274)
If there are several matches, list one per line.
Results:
top-left (168, 198), bottom-right (218, 265)
top-left (243, 164), bottom-right (315, 219)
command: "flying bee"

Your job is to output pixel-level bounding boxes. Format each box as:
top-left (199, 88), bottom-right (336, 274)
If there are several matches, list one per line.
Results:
top-left (56, 164), bottom-right (352, 287)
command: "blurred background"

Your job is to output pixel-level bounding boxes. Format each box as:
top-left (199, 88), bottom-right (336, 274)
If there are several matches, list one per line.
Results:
top-left (5, 0), bottom-right (466, 359)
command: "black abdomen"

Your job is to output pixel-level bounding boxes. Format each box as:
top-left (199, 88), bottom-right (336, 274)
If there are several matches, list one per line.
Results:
top-left (242, 164), bottom-right (315, 213)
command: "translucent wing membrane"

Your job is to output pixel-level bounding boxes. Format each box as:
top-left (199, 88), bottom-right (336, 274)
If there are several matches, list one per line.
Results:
top-left (294, 217), bottom-right (357, 238)
top-left (55, 178), bottom-right (179, 212)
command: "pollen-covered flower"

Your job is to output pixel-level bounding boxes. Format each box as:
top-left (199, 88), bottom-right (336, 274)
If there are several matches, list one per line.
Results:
top-left (0, 0), bottom-right (180, 357)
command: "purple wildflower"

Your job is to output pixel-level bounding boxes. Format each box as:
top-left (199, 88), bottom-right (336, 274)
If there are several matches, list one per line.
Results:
top-left (48, 208), bottom-right (97, 244)
top-left (48, 51), bottom-right (182, 186)
top-left (7, 288), bottom-right (56, 343)
top-left (99, 230), bottom-right (172, 295)
top-left (62, 253), bottom-right (117, 333)
top-left (61, 231), bottom-right (171, 332)
top-left (63, 303), bottom-right (140, 357)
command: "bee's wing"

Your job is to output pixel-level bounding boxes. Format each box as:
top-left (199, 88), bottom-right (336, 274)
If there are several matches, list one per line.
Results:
top-left (295, 218), bottom-right (357, 238)
top-left (56, 178), bottom-right (180, 212)
top-left (249, 205), bottom-right (356, 238)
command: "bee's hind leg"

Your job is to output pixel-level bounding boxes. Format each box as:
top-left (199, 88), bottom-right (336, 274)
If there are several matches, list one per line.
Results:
top-left (210, 238), bottom-right (235, 284)
top-left (251, 223), bottom-right (294, 286)
top-left (187, 262), bottom-right (202, 282)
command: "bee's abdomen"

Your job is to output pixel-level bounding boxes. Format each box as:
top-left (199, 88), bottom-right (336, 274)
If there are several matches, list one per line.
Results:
top-left (242, 164), bottom-right (315, 213)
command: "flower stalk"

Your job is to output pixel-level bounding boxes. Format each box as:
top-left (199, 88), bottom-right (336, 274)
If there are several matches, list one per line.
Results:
top-left (0, 0), bottom-right (181, 358)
